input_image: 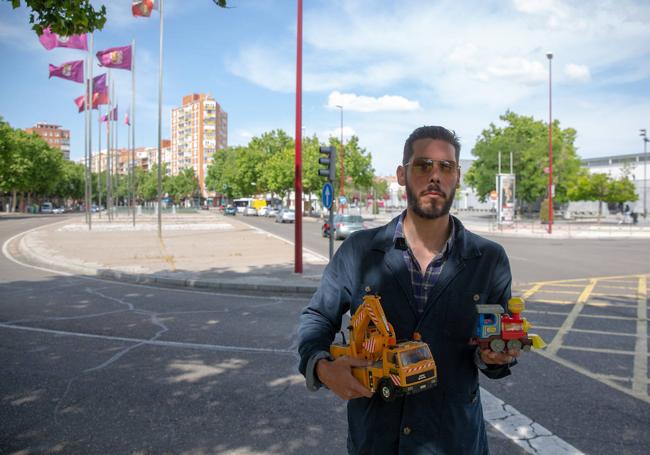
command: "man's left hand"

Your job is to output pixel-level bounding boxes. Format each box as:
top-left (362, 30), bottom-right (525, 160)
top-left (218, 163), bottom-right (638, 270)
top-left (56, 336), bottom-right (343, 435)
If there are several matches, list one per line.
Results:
top-left (480, 348), bottom-right (521, 365)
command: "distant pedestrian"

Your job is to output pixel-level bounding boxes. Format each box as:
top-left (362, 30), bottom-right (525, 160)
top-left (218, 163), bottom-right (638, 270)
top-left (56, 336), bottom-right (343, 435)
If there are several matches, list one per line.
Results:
top-left (623, 204), bottom-right (632, 224)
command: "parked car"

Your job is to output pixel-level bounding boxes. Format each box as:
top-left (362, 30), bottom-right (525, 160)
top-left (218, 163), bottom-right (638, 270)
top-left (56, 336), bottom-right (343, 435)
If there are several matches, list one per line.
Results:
top-left (275, 208), bottom-right (295, 223)
top-left (323, 214), bottom-right (366, 240)
top-left (52, 207), bottom-right (65, 214)
top-left (266, 208), bottom-right (279, 218)
top-left (40, 202), bottom-right (53, 214)
top-left (224, 206), bottom-right (237, 216)
top-left (257, 206), bottom-right (270, 217)
top-left (243, 207), bottom-right (258, 216)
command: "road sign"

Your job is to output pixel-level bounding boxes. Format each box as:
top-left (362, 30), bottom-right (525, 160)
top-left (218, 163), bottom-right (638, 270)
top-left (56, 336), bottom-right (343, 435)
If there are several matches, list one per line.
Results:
top-left (339, 195), bottom-right (347, 205)
top-left (322, 182), bottom-right (334, 209)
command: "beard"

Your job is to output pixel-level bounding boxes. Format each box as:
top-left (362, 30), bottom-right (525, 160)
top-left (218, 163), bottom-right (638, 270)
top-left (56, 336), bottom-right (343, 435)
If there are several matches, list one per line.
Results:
top-left (405, 177), bottom-right (456, 220)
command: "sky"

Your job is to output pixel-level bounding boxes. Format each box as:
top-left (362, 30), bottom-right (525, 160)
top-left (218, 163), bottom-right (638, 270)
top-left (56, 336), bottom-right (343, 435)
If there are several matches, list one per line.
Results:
top-left (1, 0), bottom-right (649, 176)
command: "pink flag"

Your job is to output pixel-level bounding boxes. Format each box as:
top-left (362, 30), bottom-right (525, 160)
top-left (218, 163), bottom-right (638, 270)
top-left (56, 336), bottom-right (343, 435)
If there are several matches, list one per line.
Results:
top-left (125, 113), bottom-right (130, 125)
top-left (101, 114), bottom-right (109, 122)
top-left (39, 27), bottom-right (88, 51)
top-left (75, 92), bottom-right (110, 112)
top-left (96, 46), bottom-right (132, 70)
top-left (93, 73), bottom-right (107, 94)
top-left (132, 0), bottom-right (157, 17)
top-left (49, 60), bottom-right (84, 83)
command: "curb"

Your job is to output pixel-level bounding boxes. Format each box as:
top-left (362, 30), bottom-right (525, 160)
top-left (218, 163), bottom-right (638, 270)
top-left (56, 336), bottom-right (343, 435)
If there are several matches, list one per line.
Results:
top-left (13, 228), bottom-right (319, 296)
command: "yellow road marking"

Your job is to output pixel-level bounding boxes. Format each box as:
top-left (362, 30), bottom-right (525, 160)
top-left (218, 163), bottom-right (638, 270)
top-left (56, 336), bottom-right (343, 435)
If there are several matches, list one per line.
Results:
top-left (521, 283), bottom-right (541, 299)
top-left (546, 279), bottom-right (597, 356)
top-left (537, 350), bottom-right (650, 404)
top-left (634, 276), bottom-right (648, 395)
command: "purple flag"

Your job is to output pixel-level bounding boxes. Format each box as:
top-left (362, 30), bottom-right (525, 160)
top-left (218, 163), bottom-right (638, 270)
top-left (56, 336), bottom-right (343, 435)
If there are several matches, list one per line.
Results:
top-left (110, 106), bottom-right (118, 121)
top-left (93, 73), bottom-right (107, 94)
top-left (39, 27), bottom-right (88, 51)
top-left (49, 60), bottom-right (84, 83)
top-left (101, 114), bottom-right (109, 122)
top-left (96, 45), bottom-right (132, 70)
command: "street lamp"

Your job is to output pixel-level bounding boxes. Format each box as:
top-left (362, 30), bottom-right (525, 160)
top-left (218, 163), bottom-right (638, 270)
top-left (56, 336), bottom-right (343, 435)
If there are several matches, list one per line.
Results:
top-left (641, 128), bottom-right (648, 218)
top-left (336, 104), bottom-right (345, 208)
top-left (546, 52), bottom-right (553, 234)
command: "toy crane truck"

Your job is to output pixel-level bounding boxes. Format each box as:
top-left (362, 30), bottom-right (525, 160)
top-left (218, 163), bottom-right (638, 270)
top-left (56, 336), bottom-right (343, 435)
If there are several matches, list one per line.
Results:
top-left (474, 296), bottom-right (546, 352)
top-left (330, 294), bottom-right (438, 402)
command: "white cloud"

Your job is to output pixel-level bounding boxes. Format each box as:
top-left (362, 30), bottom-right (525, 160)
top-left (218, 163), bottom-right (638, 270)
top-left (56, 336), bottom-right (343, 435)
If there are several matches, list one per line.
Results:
top-left (327, 91), bottom-right (420, 113)
top-left (321, 126), bottom-right (357, 141)
top-left (564, 63), bottom-right (591, 82)
top-left (485, 58), bottom-right (547, 85)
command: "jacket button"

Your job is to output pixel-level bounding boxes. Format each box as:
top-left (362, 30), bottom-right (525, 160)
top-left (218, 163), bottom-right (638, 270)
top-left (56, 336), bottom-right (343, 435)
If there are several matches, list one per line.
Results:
top-left (473, 294), bottom-right (480, 301)
top-left (403, 427), bottom-right (411, 435)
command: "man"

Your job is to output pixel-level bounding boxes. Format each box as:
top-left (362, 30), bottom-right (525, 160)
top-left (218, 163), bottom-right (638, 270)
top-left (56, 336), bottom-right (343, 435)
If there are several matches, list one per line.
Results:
top-left (298, 126), bottom-right (520, 454)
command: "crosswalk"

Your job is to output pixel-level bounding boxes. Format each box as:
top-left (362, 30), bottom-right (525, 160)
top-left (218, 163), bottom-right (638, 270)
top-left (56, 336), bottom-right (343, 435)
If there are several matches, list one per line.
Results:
top-left (514, 274), bottom-right (650, 404)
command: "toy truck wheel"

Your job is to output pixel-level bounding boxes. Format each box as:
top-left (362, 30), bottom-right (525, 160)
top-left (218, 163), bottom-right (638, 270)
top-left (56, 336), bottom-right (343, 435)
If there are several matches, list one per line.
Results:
top-left (378, 378), bottom-right (396, 402)
top-left (507, 339), bottom-right (522, 351)
top-left (489, 338), bottom-right (506, 353)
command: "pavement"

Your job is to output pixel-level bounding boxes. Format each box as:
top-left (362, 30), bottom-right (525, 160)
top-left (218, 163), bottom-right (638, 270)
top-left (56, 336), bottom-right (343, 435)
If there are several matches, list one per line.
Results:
top-left (5, 209), bottom-right (650, 295)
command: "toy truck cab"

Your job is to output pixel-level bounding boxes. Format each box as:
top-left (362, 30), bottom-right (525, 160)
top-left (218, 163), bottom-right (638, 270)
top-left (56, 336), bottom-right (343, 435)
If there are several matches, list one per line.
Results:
top-left (369, 342), bottom-right (437, 402)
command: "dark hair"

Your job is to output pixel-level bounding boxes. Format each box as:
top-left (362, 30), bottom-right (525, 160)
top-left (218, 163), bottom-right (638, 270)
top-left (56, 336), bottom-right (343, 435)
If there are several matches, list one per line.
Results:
top-left (402, 126), bottom-right (461, 165)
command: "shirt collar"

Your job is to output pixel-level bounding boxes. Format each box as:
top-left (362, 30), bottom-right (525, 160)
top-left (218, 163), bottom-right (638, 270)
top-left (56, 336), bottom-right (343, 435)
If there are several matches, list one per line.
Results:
top-left (393, 209), bottom-right (454, 256)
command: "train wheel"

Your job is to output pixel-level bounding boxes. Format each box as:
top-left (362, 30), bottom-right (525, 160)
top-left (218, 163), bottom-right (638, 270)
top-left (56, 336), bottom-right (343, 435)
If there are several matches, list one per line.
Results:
top-left (507, 339), bottom-right (522, 351)
top-left (379, 378), bottom-right (396, 402)
top-left (490, 338), bottom-right (506, 352)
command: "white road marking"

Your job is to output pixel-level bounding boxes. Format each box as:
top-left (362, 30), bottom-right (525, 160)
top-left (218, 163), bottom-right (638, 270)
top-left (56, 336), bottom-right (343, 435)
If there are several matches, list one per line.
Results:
top-left (481, 388), bottom-right (584, 454)
top-left (633, 276), bottom-right (648, 395)
top-left (0, 322), bottom-right (294, 355)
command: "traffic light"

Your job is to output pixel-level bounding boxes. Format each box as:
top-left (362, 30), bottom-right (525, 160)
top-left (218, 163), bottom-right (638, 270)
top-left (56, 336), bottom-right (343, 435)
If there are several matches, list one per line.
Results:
top-left (319, 146), bottom-right (336, 181)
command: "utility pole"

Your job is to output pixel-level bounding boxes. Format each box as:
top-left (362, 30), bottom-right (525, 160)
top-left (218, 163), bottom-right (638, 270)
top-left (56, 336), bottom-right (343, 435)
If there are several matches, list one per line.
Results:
top-left (641, 129), bottom-right (648, 219)
top-left (546, 52), bottom-right (554, 234)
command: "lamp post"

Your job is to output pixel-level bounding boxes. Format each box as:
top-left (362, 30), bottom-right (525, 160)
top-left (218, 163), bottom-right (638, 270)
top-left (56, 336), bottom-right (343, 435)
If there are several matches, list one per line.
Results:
top-left (546, 52), bottom-right (553, 234)
top-left (336, 104), bottom-right (345, 212)
top-left (641, 129), bottom-right (648, 219)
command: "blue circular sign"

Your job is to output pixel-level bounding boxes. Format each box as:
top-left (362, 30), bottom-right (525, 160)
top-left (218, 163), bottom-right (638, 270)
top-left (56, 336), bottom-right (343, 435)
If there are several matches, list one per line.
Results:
top-left (322, 182), bottom-right (334, 209)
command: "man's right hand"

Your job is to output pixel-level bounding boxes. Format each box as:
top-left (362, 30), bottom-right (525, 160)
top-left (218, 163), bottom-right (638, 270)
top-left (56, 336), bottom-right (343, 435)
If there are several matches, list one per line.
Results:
top-left (316, 356), bottom-right (373, 400)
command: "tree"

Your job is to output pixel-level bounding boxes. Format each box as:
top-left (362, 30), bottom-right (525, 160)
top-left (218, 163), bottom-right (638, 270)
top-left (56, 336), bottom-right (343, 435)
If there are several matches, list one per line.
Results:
top-left (465, 111), bottom-right (582, 210)
top-left (206, 146), bottom-right (243, 199)
top-left (567, 170), bottom-right (638, 219)
top-left (167, 167), bottom-right (199, 204)
top-left (7, 0), bottom-right (229, 36)
top-left (139, 164), bottom-right (169, 202)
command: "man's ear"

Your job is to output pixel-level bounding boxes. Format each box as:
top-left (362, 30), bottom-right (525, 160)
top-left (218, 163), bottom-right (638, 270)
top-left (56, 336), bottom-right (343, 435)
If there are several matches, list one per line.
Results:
top-left (397, 165), bottom-right (406, 186)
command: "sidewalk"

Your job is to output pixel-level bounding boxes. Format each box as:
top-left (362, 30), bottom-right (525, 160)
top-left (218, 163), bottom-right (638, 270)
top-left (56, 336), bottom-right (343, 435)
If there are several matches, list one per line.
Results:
top-left (10, 210), bottom-right (650, 295)
top-left (15, 212), bottom-right (327, 295)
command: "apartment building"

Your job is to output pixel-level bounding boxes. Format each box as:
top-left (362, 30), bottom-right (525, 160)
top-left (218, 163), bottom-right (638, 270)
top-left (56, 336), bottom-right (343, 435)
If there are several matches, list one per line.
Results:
top-left (25, 123), bottom-right (71, 160)
top-left (171, 93), bottom-right (228, 196)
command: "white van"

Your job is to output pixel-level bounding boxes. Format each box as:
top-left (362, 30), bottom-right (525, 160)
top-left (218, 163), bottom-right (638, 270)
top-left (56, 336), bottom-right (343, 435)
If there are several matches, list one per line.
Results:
top-left (40, 202), bottom-right (53, 214)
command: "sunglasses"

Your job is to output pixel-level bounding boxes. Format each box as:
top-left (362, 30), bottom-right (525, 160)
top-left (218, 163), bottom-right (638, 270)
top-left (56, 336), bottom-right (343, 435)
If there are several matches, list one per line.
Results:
top-left (404, 158), bottom-right (460, 176)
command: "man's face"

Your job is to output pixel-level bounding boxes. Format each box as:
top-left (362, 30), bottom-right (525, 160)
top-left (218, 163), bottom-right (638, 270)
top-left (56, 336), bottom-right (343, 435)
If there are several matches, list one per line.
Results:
top-left (397, 138), bottom-right (460, 220)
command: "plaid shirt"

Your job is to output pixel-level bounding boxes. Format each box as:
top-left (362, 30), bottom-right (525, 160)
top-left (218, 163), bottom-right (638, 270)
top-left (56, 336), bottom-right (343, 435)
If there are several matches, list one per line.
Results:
top-left (393, 210), bottom-right (454, 315)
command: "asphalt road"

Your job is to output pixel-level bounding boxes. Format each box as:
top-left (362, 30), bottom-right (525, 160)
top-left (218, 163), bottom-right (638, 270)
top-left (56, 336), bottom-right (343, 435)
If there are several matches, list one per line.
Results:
top-left (2, 214), bottom-right (649, 454)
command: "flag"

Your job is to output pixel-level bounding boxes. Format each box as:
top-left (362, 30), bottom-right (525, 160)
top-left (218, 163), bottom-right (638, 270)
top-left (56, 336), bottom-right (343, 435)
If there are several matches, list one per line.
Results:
top-left (75, 92), bottom-right (110, 112)
top-left (132, 0), bottom-right (157, 17)
top-left (96, 45), bottom-right (132, 70)
top-left (109, 106), bottom-right (118, 121)
top-left (48, 60), bottom-right (84, 83)
top-left (125, 113), bottom-right (130, 125)
top-left (93, 73), bottom-right (108, 94)
top-left (39, 27), bottom-right (87, 51)
top-left (101, 114), bottom-right (109, 122)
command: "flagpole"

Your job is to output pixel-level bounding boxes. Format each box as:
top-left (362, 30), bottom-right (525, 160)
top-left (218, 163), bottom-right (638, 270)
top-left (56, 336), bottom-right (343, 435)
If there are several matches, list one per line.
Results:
top-left (84, 54), bottom-right (89, 225)
top-left (88, 33), bottom-right (94, 228)
top-left (131, 38), bottom-right (136, 227)
top-left (98, 107), bottom-right (102, 218)
top-left (115, 95), bottom-right (119, 219)
top-left (107, 69), bottom-right (113, 222)
top-left (157, 0), bottom-right (165, 239)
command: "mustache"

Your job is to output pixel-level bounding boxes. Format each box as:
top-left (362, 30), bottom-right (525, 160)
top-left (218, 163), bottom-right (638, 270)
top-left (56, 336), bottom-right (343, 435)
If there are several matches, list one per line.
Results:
top-left (420, 184), bottom-right (446, 198)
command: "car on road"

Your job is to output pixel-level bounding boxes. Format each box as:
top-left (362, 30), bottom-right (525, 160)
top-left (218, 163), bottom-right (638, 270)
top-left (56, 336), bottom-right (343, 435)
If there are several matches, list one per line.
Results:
top-left (224, 206), bottom-right (237, 216)
top-left (243, 207), bottom-right (258, 216)
top-left (40, 202), bottom-right (53, 214)
top-left (323, 214), bottom-right (367, 240)
top-left (275, 208), bottom-right (295, 223)
top-left (257, 206), bottom-right (270, 217)
top-left (266, 207), bottom-right (279, 218)
top-left (52, 206), bottom-right (65, 214)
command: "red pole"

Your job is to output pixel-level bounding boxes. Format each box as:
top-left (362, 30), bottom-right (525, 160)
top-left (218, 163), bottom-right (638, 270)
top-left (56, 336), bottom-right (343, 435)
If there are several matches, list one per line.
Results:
top-left (547, 53), bottom-right (553, 234)
top-left (294, 0), bottom-right (303, 274)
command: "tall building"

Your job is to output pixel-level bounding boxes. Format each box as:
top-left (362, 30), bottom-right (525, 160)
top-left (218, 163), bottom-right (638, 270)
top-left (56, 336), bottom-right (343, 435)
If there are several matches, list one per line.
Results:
top-left (171, 93), bottom-right (228, 196)
top-left (25, 123), bottom-right (71, 160)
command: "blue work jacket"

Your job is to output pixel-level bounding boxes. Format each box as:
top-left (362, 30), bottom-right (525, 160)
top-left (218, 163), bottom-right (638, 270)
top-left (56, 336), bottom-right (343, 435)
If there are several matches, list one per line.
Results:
top-left (298, 216), bottom-right (513, 454)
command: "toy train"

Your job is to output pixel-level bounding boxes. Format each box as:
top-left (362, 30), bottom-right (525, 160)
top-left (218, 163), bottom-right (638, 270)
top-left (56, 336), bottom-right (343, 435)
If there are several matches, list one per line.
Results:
top-left (474, 297), bottom-right (546, 352)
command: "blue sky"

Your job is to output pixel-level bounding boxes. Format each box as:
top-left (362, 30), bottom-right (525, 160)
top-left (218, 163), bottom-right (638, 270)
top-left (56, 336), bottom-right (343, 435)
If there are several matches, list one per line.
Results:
top-left (1, 0), bottom-right (649, 176)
